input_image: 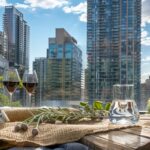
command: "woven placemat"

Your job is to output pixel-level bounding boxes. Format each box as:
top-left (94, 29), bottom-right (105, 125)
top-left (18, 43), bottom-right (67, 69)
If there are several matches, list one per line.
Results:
top-left (0, 120), bottom-right (138, 147)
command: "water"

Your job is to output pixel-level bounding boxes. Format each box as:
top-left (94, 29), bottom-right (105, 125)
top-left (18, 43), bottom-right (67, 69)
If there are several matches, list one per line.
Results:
top-left (109, 100), bottom-right (140, 124)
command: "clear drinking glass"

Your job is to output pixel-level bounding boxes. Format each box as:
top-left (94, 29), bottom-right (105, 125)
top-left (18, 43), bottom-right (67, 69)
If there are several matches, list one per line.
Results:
top-left (109, 84), bottom-right (139, 124)
top-left (23, 70), bottom-right (38, 107)
top-left (3, 68), bottom-right (20, 105)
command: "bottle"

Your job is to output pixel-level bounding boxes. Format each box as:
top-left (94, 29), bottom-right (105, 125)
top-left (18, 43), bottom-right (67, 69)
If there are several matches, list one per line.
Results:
top-left (109, 84), bottom-right (140, 124)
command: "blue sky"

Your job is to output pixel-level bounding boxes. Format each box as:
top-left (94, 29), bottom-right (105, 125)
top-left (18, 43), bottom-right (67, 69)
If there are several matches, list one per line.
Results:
top-left (0, 0), bottom-right (150, 83)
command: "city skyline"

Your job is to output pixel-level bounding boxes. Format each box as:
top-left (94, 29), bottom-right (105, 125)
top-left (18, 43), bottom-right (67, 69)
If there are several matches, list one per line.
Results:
top-left (0, 0), bottom-right (150, 83)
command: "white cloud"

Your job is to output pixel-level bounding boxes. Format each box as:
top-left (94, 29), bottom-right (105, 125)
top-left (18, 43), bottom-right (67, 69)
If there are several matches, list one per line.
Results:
top-left (141, 72), bottom-right (150, 83)
top-left (63, 2), bottom-right (87, 22)
top-left (142, 0), bottom-right (150, 27)
top-left (142, 56), bottom-right (150, 62)
top-left (0, 0), bottom-right (10, 7)
top-left (142, 36), bottom-right (150, 46)
top-left (79, 13), bottom-right (87, 22)
top-left (0, 0), bottom-right (69, 9)
top-left (15, 3), bottom-right (29, 9)
top-left (141, 28), bottom-right (150, 46)
top-left (24, 0), bottom-right (68, 9)
top-left (63, 2), bottom-right (86, 14)
top-left (142, 29), bottom-right (148, 38)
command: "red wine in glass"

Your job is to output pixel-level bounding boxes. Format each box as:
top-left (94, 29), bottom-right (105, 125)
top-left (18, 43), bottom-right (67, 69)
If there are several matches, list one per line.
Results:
top-left (3, 81), bottom-right (19, 93)
top-left (23, 83), bottom-right (38, 94)
top-left (3, 68), bottom-right (20, 105)
top-left (23, 70), bottom-right (38, 107)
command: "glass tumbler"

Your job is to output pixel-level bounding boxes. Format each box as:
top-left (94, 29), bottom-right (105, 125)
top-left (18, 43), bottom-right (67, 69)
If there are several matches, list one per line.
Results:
top-left (109, 84), bottom-right (139, 124)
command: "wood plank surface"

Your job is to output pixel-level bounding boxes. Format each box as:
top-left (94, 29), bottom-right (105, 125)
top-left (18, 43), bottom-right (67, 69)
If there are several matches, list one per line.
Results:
top-left (81, 119), bottom-right (150, 150)
top-left (81, 134), bottom-right (134, 150)
top-left (121, 127), bottom-right (150, 139)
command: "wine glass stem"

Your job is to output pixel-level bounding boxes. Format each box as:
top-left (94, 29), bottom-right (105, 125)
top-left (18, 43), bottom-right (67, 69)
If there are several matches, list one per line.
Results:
top-left (28, 93), bottom-right (32, 107)
top-left (10, 93), bottom-right (12, 106)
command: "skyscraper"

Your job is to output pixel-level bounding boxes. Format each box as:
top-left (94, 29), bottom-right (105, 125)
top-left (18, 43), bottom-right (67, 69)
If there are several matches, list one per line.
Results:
top-left (47, 28), bottom-right (82, 102)
top-left (0, 31), bottom-right (8, 59)
top-left (87, 0), bottom-right (141, 106)
top-left (141, 77), bottom-right (150, 110)
top-left (3, 6), bottom-right (29, 69)
top-left (33, 57), bottom-right (47, 106)
top-left (33, 28), bottom-right (82, 106)
top-left (0, 32), bottom-right (3, 55)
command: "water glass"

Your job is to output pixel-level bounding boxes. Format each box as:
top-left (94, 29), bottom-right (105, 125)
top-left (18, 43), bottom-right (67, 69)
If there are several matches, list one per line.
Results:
top-left (109, 84), bottom-right (139, 124)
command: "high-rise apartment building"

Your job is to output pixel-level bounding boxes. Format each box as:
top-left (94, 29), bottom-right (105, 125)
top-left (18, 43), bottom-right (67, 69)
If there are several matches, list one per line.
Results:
top-left (33, 28), bottom-right (82, 106)
top-left (87, 0), bottom-right (141, 106)
top-left (3, 6), bottom-right (29, 69)
top-left (141, 77), bottom-right (150, 110)
top-left (47, 28), bottom-right (82, 101)
top-left (0, 54), bottom-right (9, 75)
top-left (0, 32), bottom-right (3, 55)
top-left (33, 57), bottom-right (47, 106)
top-left (0, 31), bottom-right (8, 58)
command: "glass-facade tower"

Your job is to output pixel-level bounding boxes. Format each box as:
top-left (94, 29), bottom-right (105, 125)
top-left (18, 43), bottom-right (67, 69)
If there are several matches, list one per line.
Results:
top-left (3, 6), bottom-right (29, 69)
top-left (33, 29), bottom-right (82, 106)
top-left (46, 28), bottom-right (82, 101)
top-left (87, 0), bottom-right (141, 107)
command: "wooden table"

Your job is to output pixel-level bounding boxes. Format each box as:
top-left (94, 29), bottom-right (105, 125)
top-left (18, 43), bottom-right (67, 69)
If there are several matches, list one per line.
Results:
top-left (81, 116), bottom-right (150, 150)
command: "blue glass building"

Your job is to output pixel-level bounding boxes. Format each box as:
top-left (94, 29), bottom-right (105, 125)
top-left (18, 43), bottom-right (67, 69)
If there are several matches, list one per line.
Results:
top-left (34, 29), bottom-right (82, 105)
top-left (87, 0), bottom-right (141, 107)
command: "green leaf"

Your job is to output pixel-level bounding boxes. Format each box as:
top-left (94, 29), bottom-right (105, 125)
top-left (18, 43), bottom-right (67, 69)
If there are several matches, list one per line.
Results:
top-left (105, 103), bottom-right (111, 111)
top-left (93, 101), bottom-right (103, 110)
top-left (80, 102), bottom-right (88, 107)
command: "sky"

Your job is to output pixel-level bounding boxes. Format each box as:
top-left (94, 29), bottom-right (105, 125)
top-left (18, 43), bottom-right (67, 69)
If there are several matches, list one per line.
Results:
top-left (0, 0), bottom-right (150, 83)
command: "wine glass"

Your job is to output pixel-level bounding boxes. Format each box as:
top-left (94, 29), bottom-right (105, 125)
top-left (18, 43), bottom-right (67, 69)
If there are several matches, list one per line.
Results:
top-left (22, 70), bottom-right (38, 107)
top-left (3, 68), bottom-right (20, 106)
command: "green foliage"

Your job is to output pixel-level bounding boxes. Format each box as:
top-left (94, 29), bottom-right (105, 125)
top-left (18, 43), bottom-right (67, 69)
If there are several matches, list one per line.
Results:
top-left (0, 93), bottom-right (21, 107)
top-left (105, 102), bottom-right (111, 111)
top-left (80, 101), bottom-right (111, 111)
top-left (18, 80), bottom-right (23, 89)
top-left (80, 102), bottom-right (88, 107)
top-left (79, 100), bottom-right (111, 120)
top-left (93, 101), bottom-right (103, 110)
top-left (0, 76), bottom-right (3, 88)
